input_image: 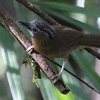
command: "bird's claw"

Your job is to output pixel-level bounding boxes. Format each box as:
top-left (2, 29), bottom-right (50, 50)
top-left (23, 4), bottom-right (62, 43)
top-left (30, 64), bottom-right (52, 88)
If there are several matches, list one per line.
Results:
top-left (26, 46), bottom-right (34, 54)
top-left (51, 74), bottom-right (62, 84)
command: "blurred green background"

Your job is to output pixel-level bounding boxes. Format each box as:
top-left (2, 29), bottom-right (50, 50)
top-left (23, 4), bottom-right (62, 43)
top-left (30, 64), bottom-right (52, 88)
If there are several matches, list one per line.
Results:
top-left (0, 0), bottom-right (100, 100)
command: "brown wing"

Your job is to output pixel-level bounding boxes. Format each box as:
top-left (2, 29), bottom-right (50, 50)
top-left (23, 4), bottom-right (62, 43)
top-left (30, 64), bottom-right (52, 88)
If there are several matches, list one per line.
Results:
top-left (50, 25), bottom-right (83, 57)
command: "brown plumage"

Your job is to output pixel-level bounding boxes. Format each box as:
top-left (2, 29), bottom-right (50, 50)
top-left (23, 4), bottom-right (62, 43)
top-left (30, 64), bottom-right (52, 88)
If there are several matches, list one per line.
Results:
top-left (32, 25), bottom-right (83, 58)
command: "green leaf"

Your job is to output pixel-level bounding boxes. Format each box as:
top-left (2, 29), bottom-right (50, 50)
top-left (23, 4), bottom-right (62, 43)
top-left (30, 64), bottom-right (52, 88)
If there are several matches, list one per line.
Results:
top-left (0, 27), bottom-right (26, 100)
top-left (42, 8), bottom-right (100, 33)
top-left (71, 50), bottom-right (100, 90)
top-left (55, 59), bottom-right (87, 100)
top-left (34, 1), bottom-right (100, 17)
top-left (38, 72), bottom-right (58, 100)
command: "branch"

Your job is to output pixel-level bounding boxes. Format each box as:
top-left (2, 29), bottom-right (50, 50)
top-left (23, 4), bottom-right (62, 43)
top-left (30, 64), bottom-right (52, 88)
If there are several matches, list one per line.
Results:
top-left (84, 48), bottom-right (100, 60)
top-left (16, 0), bottom-right (100, 60)
top-left (0, 5), bottom-right (69, 94)
top-left (16, 0), bottom-right (58, 25)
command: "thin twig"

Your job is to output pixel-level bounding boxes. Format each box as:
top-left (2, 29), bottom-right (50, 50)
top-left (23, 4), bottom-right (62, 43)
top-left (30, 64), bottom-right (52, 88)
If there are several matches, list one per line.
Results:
top-left (85, 48), bottom-right (100, 60)
top-left (16, 0), bottom-right (59, 25)
top-left (0, 22), bottom-right (5, 28)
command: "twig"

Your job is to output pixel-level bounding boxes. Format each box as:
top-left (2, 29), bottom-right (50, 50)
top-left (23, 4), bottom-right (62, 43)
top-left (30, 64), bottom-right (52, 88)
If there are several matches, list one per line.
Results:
top-left (16, 0), bottom-right (59, 25)
top-left (84, 48), bottom-right (100, 60)
top-left (0, 5), bottom-right (69, 94)
top-left (0, 22), bottom-right (5, 28)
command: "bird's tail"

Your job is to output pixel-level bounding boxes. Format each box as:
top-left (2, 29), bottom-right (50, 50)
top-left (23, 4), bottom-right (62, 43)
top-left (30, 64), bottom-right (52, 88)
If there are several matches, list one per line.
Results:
top-left (79, 34), bottom-right (100, 48)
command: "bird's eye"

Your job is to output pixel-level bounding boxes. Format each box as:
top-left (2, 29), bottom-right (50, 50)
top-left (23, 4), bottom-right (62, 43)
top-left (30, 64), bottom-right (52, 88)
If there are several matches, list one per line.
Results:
top-left (32, 28), bottom-right (38, 32)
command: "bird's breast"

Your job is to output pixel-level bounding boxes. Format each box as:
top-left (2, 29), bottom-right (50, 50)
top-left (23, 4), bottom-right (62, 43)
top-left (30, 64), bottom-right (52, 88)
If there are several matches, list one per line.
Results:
top-left (32, 38), bottom-right (53, 56)
top-left (31, 38), bottom-right (78, 58)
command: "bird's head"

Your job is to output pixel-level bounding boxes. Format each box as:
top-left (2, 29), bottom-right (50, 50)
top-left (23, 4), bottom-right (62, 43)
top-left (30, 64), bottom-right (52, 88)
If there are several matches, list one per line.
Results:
top-left (18, 19), bottom-right (56, 40)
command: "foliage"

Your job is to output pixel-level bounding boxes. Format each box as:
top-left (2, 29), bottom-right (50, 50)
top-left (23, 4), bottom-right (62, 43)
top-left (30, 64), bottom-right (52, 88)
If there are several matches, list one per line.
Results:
top-left (0, 0), bottom-right (100, 100)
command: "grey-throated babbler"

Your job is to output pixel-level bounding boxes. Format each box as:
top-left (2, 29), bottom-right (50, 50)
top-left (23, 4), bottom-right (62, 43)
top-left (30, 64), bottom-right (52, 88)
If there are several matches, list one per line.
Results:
top-left (19, 20), bottom-right (100, 83)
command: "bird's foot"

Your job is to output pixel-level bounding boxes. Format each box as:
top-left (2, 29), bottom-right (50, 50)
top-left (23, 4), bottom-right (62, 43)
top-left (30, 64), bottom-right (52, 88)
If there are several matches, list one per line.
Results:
top-left (26, 46), bottom-right (34, 54)
top-left (51, 74), bottom-right (62, 84)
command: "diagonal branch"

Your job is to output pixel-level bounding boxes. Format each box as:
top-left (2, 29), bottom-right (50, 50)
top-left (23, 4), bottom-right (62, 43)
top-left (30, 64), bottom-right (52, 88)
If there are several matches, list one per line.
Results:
top-left (0, 5), bottom-right (69, 94)
top-left (16, 0), bottom-right (58, 25)
top-left (84, 48), bottom-right (100, 60)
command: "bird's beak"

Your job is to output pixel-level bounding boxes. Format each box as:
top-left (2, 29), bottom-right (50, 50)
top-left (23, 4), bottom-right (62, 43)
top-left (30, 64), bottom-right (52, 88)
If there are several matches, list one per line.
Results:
top-left (18, 21), bottom-right (31, 30)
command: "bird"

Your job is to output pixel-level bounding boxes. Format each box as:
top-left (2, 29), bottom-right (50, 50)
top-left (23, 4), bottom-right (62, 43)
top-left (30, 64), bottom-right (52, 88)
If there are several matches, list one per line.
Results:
top-left (18, 19), bottom-right (100, 83)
